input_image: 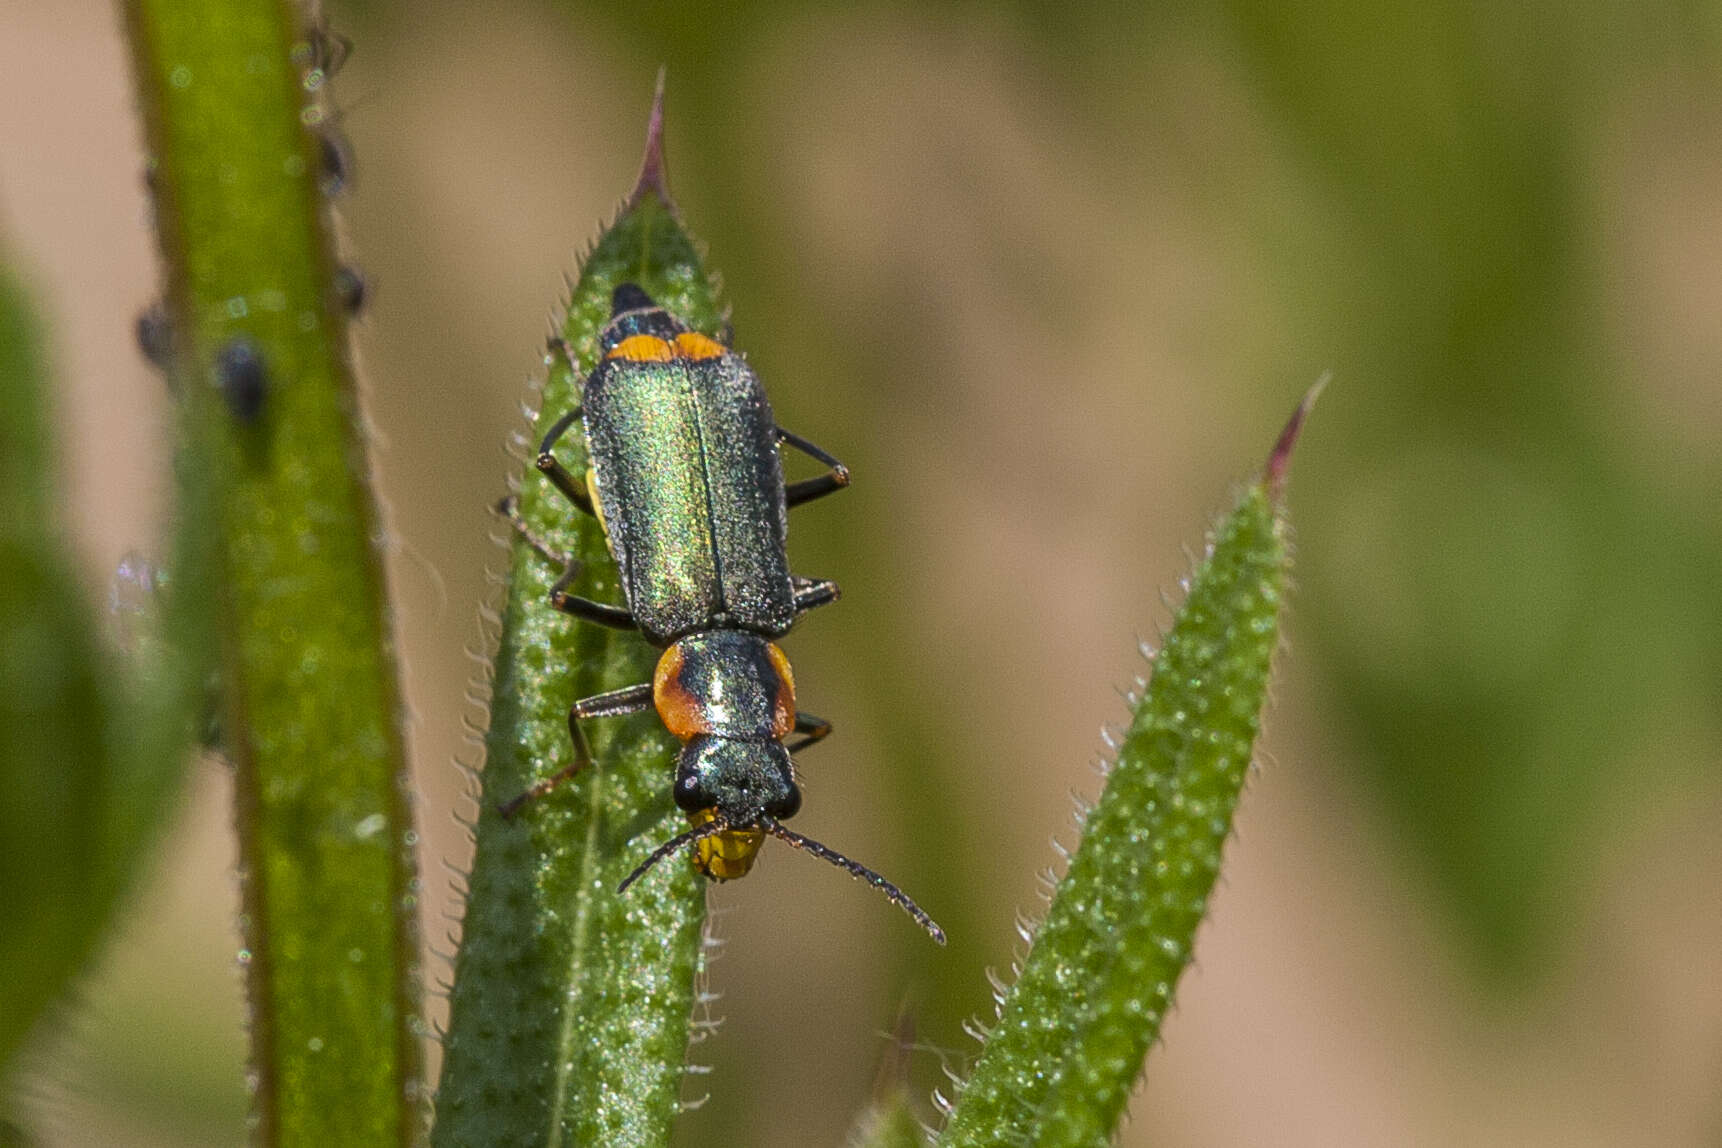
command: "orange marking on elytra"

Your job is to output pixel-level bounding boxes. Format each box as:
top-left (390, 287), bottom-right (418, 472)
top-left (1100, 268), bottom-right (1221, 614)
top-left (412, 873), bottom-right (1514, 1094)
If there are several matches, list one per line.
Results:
top-left (607, 334), bottom-right (674, 362)
top-left (673, 332), bottom-right (727, 361)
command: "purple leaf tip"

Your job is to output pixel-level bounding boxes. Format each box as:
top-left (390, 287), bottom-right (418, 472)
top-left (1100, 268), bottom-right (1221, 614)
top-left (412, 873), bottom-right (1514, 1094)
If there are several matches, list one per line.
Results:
top-left (626, 67), bottom-right (674, 212)
top-left (1265, 372), bottom-right (1329, 499)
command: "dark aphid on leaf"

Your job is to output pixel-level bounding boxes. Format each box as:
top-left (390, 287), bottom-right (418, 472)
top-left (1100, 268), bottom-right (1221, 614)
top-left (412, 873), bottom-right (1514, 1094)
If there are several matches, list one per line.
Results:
top-left (499, 283), bottom-right (944, 943)
top-left (291, 17), bottom-right (353, 194)
top-left (292, 17), bottom-right (351, 91)
top-left (135, 302), bottom-right (172, 371)
top-left (214, 336), bottom-right (268, 422)
top-left (317, 127), bottom-right (352, 198)
top-left (334, 263), bottom-right (366, 317)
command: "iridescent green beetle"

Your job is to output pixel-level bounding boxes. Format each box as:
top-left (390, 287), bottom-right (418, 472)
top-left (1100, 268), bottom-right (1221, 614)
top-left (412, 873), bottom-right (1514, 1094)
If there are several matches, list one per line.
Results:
top-left (501, 284), bottom-right (943, 943)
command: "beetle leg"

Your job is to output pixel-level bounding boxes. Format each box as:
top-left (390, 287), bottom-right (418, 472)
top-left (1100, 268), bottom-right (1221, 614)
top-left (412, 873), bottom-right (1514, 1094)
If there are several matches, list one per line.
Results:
top-left (779, 426), bottom-right (847, 474)
top-left (535, 406), bottom-right (596, 517)
top-left (572, 680), bottom-right (656, 719)
top-left (496, 495), bottom-right (637, 628)
top-left (548, 561), bottom-right (638, 631)
top-left (498, 682), bottom-right (654, 817)
top-left (779, 426), bottom-right (850, 508)
top-left (786, 711), bottom-right (832, 755)
top-left (792, 577), bottom-right (841, 616)
top-left (494, 495), bottom-right (564, 565)
top-left (537, 455), bottom-right (595, 517)
top-left (538, 405), bottom-right (583, 456)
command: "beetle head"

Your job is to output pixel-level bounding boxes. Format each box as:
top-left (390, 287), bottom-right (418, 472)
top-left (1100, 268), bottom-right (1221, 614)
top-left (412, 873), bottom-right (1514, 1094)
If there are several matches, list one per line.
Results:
top-left (602, 283), bottom-right (681, 346)
top-left (670, 736), bottom-right (800, 880)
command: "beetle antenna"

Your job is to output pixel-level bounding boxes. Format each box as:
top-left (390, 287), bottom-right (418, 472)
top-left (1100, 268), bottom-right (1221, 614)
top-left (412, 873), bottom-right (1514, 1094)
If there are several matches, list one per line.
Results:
top-left (618, 818), bottom-right (727, 894)
top-left (759, 817), bottom-right (946, 944)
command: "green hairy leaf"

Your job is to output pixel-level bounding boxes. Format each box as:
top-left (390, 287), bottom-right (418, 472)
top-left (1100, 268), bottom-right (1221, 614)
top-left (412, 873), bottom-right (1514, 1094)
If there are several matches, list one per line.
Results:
top-left (937, 385), bottom-right (1318, 1147)
top-left (434, 84), bottom-right (714, 1148)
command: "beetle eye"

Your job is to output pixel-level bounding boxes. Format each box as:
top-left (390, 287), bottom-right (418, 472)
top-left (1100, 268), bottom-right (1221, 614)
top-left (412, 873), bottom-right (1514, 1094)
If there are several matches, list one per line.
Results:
top-left (766, 785), bottom-right (801, 820)
top-left (673, 771), bottom-right (706, 813)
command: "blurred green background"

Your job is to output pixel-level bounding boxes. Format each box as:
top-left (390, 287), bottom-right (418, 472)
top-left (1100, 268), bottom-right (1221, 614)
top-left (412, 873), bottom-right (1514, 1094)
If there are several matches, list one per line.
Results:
top-left (5, 0), bottom-right (1721, 1144)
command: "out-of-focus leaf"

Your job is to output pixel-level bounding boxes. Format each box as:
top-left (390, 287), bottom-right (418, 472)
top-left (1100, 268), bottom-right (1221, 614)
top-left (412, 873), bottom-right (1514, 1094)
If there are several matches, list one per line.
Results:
top-left (0, 264), bottom-right (192, 1089)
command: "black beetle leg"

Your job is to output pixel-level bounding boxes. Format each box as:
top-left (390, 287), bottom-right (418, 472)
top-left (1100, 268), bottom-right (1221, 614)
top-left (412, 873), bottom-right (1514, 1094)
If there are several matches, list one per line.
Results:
top-left (495, 495), bottom-right (564, 566)
top-left (787, 711), bottom-right (832, 755)
top-left (792, 577), bottom-right (841, 616)
top-left (495, 496), bottom-right (637, 629)
top-left (780, 426), bottom-right (850, 509)
top-left (498, 682), bottom-right (654, 817)
top-left (548, 562), bottom-right (637, 631)
top-left (536, 406), bottom-right (596, 517)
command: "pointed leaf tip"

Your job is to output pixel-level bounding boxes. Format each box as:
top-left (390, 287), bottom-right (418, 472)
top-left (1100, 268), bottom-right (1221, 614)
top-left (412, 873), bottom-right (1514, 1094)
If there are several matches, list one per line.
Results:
top-left (435, 101), bottom-right (716, 1144)
top-left (1265, 372), bottom-right (1329, 499)
top-left (626, 67), bottom-right (673, 212)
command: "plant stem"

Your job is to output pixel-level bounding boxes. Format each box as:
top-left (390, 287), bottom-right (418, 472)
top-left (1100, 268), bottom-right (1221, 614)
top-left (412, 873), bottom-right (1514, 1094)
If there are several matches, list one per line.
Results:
top-left (121, 3), bottom-right (422, 1142)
